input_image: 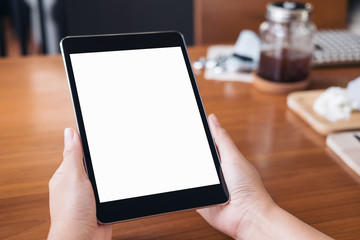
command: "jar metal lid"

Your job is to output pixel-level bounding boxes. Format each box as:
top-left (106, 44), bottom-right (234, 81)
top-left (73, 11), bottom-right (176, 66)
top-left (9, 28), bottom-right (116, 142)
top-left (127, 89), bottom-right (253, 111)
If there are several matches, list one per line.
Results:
top-left (266, 1), bottom-right (313, 23)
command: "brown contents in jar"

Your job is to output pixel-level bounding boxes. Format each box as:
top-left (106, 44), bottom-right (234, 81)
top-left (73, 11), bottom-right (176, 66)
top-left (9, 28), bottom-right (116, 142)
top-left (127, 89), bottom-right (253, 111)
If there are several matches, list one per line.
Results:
top-left (257, 49), bottom-right (312, 83)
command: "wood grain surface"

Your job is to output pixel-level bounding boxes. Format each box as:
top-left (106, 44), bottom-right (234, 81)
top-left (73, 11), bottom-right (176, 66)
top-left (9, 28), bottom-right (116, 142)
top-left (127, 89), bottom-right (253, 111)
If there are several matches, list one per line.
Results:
top-left (0, 47), bottom-right (359, 239)
top-left (326, 131), bottom-right (360, 176)
top-left (288, 90), bottom-right (360, 135)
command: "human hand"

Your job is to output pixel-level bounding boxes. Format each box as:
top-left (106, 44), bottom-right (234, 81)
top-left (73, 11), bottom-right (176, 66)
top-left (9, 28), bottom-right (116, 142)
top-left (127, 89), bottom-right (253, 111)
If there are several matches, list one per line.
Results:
top-left (48, 128), bottom-right (112, 240)
top-left (197, 114), bottom-right (274, 239)
top-left (198, 114), bottom-right (333, 240)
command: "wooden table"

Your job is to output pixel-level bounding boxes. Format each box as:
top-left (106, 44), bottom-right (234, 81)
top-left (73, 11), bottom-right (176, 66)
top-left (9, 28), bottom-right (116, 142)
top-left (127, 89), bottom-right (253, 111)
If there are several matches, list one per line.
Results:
top-left (0, 46), bottom-right (359, 239)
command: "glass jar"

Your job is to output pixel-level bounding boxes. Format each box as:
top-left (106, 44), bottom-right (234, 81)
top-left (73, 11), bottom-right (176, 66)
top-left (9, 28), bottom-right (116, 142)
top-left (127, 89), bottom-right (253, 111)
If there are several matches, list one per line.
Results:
top-left (257, 2), bottom-right (316, 83)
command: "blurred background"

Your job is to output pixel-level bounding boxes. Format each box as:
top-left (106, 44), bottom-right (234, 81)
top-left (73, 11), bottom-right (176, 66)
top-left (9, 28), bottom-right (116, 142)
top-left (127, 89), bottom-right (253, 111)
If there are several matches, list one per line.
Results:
top-left (0, 0), bottom-right (358, 57)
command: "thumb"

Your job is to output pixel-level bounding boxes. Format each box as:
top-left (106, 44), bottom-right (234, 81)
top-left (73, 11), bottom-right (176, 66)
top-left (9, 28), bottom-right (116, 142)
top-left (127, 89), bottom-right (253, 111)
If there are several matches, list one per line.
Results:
top-left (62, 128), bottom-right (86, 178)
top-left (208, 114), bottom-right (245, 166)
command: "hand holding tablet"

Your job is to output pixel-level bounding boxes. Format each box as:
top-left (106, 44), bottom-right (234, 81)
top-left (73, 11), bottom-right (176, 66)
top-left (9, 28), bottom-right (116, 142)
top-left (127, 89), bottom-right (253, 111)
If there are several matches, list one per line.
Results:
top-left (48, 104), bottom-right (332, 240)
top-left (60, 32), bottom-right (229, 223)
top-left (49, 114), bottom-right (266, 239)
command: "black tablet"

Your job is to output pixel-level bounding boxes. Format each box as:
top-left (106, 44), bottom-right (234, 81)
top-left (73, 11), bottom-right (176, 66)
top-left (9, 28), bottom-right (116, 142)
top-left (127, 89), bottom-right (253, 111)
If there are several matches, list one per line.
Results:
top-left (60, 32), bottom-right (229, 223)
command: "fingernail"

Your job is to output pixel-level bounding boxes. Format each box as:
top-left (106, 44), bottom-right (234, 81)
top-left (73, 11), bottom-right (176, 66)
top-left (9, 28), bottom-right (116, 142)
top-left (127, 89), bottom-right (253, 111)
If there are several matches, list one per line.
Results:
top-left (64, 128), bottom-right (74, 145)
top-left (210, 114), bottom-right (221, 126)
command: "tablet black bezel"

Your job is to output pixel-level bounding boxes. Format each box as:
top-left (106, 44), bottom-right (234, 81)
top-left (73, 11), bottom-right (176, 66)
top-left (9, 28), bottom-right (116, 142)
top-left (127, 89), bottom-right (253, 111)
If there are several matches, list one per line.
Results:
top-left (60, 31), bottom-right (229, 223)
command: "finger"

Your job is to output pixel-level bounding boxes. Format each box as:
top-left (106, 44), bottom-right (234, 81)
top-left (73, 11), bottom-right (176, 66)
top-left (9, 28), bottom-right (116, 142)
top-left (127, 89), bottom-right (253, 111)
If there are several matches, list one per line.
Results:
top-left (62, 128), bottom-right (87, 178)
top-left (208, 114), bottom-right (245, 165)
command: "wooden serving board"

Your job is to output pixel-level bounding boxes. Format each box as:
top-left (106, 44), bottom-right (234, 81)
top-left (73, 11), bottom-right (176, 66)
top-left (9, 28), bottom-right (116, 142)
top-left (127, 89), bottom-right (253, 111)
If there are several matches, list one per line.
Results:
top-left (326, 131), bottom-right (360, 176)
top-left (287, 90), bottom-right (360, 135)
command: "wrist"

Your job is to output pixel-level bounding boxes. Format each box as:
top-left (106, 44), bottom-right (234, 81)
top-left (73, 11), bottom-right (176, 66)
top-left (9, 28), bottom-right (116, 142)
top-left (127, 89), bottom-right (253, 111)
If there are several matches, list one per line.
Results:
top-left (236, 200), bottom-right (333, 240)
top-left (235, 194), bottom-right (277, 240)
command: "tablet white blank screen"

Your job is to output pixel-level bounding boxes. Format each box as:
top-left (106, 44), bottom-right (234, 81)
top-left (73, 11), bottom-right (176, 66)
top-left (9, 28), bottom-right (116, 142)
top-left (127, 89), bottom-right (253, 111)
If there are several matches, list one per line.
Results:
top-left (70, 47), bottom-right (219, 203)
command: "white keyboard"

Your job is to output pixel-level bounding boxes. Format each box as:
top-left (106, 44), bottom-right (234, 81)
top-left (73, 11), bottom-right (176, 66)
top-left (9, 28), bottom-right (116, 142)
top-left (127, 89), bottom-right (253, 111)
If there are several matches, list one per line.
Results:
top-left (313, 29), bottom-right (360, 67)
